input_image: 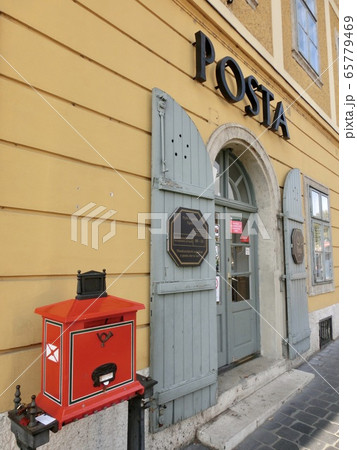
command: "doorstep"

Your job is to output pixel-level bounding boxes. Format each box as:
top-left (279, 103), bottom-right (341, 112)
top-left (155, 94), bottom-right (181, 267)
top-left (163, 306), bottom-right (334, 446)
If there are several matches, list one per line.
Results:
top-left (197, 369), bottom-right (314, 450)
top-left (216, 356), bottom-right (288, 413)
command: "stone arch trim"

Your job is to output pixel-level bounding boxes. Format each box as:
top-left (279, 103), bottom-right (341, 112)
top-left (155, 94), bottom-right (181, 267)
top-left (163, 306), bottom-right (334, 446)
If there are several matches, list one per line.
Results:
top-left (207, 123), bottom-right (280, 214)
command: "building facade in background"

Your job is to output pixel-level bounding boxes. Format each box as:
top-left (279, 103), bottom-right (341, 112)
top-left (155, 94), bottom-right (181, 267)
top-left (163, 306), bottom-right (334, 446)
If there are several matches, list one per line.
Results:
top-left (0, 0), bottom-right (339, 448)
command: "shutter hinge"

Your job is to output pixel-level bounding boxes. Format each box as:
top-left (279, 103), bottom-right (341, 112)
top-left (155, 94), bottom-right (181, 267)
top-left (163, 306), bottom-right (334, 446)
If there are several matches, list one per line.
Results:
top-left (157, 93), bottom-right (169, 174)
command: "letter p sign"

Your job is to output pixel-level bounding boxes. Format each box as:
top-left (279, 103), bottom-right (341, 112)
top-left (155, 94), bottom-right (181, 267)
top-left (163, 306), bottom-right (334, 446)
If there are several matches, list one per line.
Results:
top-left (194, 31), bottom-right (215, 82)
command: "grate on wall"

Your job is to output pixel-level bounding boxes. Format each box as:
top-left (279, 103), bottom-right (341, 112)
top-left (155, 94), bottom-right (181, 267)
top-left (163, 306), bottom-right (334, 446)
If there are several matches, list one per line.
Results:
top-left (319, 316), bottom-right (333, 348)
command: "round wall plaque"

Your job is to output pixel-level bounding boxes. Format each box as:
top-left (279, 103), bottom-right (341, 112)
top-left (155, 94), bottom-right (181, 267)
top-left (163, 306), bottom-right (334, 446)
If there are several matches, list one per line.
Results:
top-left (291, 228), bottom-right (304, 264)
top-left (167, 207), bottom-right (209, 267)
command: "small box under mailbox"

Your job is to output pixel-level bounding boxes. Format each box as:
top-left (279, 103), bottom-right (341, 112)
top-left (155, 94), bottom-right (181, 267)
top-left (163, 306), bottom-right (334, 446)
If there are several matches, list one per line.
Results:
top-left (34, 270), bottom-right (145, 428)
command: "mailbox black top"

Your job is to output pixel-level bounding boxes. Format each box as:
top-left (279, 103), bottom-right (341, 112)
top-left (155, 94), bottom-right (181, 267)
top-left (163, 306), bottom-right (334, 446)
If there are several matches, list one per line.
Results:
top-left (76, 269), bottom-right (108, 300)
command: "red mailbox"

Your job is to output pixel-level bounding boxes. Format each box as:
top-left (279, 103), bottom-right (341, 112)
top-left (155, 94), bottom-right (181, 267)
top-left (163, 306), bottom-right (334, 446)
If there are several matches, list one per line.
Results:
top-left (34, 270), bottom-right (145, 428)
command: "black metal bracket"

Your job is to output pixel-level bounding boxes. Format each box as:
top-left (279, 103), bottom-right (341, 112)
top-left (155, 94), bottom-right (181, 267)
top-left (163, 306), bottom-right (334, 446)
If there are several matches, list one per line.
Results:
top-left (8, 386), bottom-right (58, 450)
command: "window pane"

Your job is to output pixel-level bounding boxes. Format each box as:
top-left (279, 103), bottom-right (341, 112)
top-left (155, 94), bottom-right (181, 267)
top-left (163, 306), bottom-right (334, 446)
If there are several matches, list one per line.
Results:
top-left (228, 159), bottom-right (242, 201)
top-left (297, 0), bottom-right (306, 28)
top-left (228, 179), bottom-right (239, 200)
top-left (311, 190), bottom-right (321, 218)
top-left (313, 222), bottom-right (322, 251)
top-left (232, 276), bottom-right (250, 302)
top-left (314, 251), bottom-right (323, 282)
top-left (305, 0), bottom-right (316, 16)
top-left (214, 160), bottom-right (221, 196)
top-left (321, 195), bottom-right (329, 221)
top-left (324, 252), bottom-right (333, 280)
top-left (308, 15), bottom-right (318, 45)
top-left (231, 246), bottom-right (249, 274)
top-left (323, 226), bottom-right (331, 249)
top-left (237, 179), bottom-right (250, 204)
top-left (310, 43), bottom-right (319, 73)
top-left (298, 25), bottom-right (308, 57)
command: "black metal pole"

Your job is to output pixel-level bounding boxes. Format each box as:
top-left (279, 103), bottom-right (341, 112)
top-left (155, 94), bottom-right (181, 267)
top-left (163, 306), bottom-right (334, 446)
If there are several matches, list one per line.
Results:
top-left (127, 375), bottom-right (157, 450)
top-left (127, 395), bottom-right (145, 450)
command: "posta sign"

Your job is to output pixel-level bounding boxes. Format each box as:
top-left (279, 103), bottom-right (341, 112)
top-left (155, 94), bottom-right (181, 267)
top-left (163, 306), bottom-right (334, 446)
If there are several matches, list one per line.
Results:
top-left (194, 31), bottom-right (290, 140)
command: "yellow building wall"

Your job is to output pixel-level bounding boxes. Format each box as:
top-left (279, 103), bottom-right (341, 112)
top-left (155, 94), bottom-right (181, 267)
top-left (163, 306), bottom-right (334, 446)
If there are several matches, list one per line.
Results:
top-left (220, 0), bottom-right (273, 55)
top-left (0, 0), bottom-right (338, 411)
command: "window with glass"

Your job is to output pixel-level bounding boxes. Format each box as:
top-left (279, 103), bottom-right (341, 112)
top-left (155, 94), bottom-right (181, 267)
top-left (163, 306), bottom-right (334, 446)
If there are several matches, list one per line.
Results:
top-left (296, 0), bottom-right (319, 74)
top-left (214, 150), bottom-right (253, 206)
top-left (309, 188), bottom-right (333, 284)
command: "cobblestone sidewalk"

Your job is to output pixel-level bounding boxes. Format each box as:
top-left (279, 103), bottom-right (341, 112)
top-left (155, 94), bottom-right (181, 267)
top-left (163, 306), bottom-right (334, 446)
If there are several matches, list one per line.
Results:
top-left (237, 339), bottom-right (339, 450)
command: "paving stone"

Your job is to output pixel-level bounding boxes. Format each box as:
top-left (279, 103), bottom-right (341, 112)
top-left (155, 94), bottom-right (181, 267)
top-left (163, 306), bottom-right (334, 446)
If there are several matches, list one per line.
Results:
top-left (289, 399), bottom-right (309, 410)
top-left (305, 406), bottom-right (329, 418)
top-left (294, 411), bottom-right (320, 426)
top-left (319, 393), bottom-right (338, 403)
top-left (274, 413), bottom-right (295, 426)
top-left (291, 421), bottom-right (315, 435)
top-left (262, 420), bottom-right (282, 431)
top-left (235, 438), bottom-right (261, 450)
top-left (278, 405), bottom-right (297, 416)
top-left (325, 412), bottom-right (338, 423)
top-left (252, 428), bottom-right (278, 445)
top-left (308, 398), bottom-right (331, 409)
top-left (273, 439), bottom-right (299, 450)
top-left (275, 426), bottom-right (301, 442)
top-left (310, 428), bottom-right (338, 446)
top-left (298, 434), bottom-right (326, 449)
top-left (314, 419), bottom-right (339, 434)
top-left (327, 403), bottom-right (339, 413)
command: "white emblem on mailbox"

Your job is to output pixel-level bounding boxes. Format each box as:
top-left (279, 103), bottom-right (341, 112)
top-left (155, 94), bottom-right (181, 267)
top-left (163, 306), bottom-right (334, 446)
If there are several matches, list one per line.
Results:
top-left (46, 344), bottom-right (59, 363)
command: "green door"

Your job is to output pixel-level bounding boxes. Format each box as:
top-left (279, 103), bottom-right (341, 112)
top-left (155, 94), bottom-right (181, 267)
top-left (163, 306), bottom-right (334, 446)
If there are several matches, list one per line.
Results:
top-left (214, 150), bottom-right (260, 368)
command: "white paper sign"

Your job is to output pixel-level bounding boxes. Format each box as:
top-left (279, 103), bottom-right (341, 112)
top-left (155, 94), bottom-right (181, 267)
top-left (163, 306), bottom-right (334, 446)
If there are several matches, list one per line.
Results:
top-left (36, 414), bottom-right (56, 425)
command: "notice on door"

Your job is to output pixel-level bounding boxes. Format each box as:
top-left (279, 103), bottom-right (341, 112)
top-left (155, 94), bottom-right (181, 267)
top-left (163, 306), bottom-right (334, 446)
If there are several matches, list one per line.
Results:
top-left (230, 220), bottom-right (242, 234)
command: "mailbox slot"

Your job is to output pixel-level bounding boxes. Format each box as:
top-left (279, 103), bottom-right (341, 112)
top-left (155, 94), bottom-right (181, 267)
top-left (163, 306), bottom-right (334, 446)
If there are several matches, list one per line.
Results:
top-left (84, 316), bottom-right (125, 329)
top-left (92, 363), bottom-right (117, 387)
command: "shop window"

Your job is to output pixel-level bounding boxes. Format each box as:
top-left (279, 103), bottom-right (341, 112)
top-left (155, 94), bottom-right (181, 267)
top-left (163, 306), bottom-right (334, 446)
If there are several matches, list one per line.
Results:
top-left (304, 177), bottom-right (334, 295)
top-left (292, 0), bottom-right (322, 85)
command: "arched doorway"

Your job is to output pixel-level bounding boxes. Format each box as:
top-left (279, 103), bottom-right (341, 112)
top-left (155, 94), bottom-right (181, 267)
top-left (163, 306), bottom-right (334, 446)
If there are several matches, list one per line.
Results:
top-left (208, 124), bottom-right (286, 364)
top-left (214, 149), bottom-right (259, 367)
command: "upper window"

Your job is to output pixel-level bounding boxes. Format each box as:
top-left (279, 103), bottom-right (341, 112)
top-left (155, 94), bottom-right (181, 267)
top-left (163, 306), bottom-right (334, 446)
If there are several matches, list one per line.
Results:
top-left (213, 149), bottom-right (254, 207)
top-left (296, 0), bottom-right (319, 74)
top-left (309, 188), bottom-right (333, 284)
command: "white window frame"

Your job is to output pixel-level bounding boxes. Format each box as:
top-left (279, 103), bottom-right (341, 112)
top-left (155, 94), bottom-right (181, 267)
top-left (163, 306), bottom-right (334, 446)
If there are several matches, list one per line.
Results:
top-left (304, 176), bottom-right (334, 296)
top-left (291, 0), bottom-right (322, 87)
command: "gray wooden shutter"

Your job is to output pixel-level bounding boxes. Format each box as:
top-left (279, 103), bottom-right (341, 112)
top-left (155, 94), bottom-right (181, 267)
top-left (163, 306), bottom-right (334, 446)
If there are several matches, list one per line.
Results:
top-left (150, 88), bottom-right (217, 432)
top-left (283, 169), bottom-right (311, 359)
